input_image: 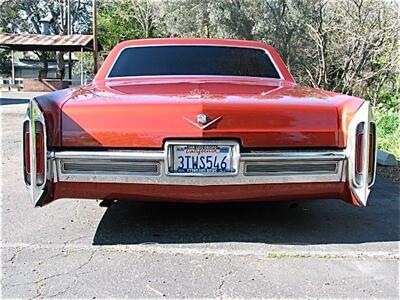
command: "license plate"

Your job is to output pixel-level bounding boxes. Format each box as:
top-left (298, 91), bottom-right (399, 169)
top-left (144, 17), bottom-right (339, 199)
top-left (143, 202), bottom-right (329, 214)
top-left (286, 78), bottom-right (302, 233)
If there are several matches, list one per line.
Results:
top-left (170, 144), bottom-right (235, 175)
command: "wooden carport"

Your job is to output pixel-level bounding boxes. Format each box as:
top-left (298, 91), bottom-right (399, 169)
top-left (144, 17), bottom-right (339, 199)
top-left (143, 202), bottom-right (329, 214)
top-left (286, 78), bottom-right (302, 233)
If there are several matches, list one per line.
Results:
top-left (0, 33), bottom-right (102, 86)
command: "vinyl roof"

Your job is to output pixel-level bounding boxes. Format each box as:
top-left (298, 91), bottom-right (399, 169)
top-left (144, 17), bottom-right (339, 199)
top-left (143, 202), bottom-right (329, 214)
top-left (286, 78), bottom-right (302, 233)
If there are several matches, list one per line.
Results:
top-left (0, 34), bottom-right (102, 51)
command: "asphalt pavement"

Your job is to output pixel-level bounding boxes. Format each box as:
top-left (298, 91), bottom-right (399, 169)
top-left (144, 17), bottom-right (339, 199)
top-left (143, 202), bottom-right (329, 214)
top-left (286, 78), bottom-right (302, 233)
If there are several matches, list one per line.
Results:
top-left (1, 93), bottom-right (399, 299)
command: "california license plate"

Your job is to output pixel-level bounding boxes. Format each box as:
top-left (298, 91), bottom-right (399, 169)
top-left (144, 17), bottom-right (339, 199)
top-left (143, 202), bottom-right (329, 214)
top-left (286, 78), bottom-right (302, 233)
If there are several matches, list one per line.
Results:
top-left (171, 144), bottom-right (235, 175)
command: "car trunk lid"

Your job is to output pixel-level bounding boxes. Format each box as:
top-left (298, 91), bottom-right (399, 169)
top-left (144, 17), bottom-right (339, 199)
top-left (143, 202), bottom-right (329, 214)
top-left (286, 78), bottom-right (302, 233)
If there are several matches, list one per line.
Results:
top-left (61, 79), bottom-right (340, 148)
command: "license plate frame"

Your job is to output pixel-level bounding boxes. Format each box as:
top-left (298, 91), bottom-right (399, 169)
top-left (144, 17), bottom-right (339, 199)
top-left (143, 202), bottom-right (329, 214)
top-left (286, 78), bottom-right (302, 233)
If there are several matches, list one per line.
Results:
top-left (165, 140), bottom-right (240, 177)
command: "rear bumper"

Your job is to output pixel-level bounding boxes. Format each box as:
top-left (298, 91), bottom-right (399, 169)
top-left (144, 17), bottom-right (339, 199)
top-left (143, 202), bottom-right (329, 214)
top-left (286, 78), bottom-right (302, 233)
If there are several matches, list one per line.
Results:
top-left (48, 149), bottom-right (347, 186)
top-left (38, 148), bottom-right (354, 206)
top-left (51, 181), bottom-right (352, 203)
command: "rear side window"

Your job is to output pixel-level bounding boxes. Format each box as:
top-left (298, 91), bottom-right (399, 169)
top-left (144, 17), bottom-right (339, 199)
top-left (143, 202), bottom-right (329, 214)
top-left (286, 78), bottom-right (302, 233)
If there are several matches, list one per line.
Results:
top-left (108, 45), bottom-right (281, 79)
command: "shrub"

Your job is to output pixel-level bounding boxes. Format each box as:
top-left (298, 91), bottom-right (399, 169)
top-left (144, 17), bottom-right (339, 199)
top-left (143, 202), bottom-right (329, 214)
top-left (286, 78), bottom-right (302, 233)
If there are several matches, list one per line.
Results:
top-left (373, 105), bottom-right (400, 159)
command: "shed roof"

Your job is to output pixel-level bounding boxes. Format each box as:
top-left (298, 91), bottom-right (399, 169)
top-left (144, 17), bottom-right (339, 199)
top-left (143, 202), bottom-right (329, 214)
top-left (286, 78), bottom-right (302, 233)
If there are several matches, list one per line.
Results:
top-left (0, 34), bottom-right (102, 51)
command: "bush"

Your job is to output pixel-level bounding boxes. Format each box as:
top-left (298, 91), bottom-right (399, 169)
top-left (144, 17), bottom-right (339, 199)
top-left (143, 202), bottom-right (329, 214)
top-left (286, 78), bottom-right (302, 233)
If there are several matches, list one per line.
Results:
top-left (373, 105), bottom-right (400, 159)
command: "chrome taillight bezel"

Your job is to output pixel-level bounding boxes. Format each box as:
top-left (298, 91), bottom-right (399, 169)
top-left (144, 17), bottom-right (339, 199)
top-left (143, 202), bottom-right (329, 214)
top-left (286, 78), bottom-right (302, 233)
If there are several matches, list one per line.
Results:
top-left (346, 101), bottom-right (376, 206)
top-left (368, 121), bottom-right (377, 187)
top-left (22, 98), bottom-right (47, 206)
top-left (23, 120), bottom-right (31, 185)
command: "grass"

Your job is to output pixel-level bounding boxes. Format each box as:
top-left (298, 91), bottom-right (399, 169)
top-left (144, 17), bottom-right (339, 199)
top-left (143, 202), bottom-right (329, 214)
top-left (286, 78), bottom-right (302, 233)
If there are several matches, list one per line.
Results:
top-left (266, 252), bottom-right (308, 259)
top-left (34, 278), bottom-right (46, 288)
top-left (373, 106), bottom-right (400, 159)
top-left (266, 252), bottom-right (336, 259)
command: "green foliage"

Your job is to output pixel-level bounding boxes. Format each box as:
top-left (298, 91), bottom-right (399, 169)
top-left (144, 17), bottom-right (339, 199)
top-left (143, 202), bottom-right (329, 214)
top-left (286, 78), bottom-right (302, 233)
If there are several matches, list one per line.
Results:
top-left (374, 104), bottom-right (400, 159)
top-left (72, 51), bottom-right (94, 81)
top-left (369, 87), bottom-right (400, 158)
top-left (0, 0), bottom-right (92, 79)
top-left (373, 90), bottom-right (400, 111)
top-left (159, 0), bottom-right (212, 38)
top-left (98, 0), bottom-right (158, 51)
top-left (0, 0), bottom-right (92, 35)
top-left (98, 0), bottom-right (141, 51)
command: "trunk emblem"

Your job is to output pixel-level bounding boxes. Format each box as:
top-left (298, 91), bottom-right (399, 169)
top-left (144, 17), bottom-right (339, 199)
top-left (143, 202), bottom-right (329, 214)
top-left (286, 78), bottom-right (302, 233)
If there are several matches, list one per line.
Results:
top-left (183, 114), bottom-right (222, 130)
top-left (197, 114), bottom-right (208, 125)
top-left (188, 89), bottom-right (210, 99)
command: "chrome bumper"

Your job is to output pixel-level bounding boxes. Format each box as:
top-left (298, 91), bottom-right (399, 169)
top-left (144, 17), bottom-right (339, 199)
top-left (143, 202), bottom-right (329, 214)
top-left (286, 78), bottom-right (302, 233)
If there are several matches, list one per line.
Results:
top-left (48, 149), bottom-right (347, 186)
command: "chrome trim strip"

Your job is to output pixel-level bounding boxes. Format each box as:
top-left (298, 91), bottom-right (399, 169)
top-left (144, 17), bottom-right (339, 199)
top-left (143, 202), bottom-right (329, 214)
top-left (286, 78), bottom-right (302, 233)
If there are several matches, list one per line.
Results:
top-left (54, 150), bottom-right (164, 161)
top-left (244, 161), bottom-right (339, 176)
top-left (241, 151), bottom-right (346, 161)
top-left (49, 148), bottom-right (346, 186)
top-left (62, 159), bottom-right (160, 176)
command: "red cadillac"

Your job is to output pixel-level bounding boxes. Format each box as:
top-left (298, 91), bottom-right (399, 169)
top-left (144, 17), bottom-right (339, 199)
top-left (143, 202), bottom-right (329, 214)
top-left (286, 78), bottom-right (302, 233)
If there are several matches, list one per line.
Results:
top-left (23, 38), bottom-right (376, 207)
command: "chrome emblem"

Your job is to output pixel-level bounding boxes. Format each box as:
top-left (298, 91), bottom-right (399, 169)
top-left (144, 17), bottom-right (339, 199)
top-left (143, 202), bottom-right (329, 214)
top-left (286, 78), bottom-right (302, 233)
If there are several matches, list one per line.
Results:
top-left (188, 89), bottom-right (210, 99)
top-left (197, 114), bottom-right (207, 125)
top-left (183, 115), bottom-right (222, 130)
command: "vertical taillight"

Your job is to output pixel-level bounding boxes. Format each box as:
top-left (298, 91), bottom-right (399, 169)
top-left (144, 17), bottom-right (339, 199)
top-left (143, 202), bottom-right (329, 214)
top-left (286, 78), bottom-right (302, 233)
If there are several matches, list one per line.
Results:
top-left (354, 121), bottom-right (376, 187)
top-left (35, 121), bottom-right (45, 186)
top-left (355, 133), bottom-right (363, 174)
top-left (354, 122), bottom-right (365, 185)
top-left (23, 120), bottom-right (45, 187)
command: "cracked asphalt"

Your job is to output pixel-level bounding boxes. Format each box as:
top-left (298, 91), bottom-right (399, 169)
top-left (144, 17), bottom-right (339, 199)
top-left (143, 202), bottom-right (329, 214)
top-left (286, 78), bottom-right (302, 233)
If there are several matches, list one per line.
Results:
top-left (1, 93), bottom-right (399, 299)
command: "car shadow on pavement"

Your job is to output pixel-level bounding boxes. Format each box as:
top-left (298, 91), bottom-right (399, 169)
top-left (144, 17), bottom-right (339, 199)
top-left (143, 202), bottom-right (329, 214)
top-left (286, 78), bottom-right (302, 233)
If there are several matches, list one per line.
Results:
top-left (0, 98), bottom-right (30, 106)
top-left (92, 176), bottom-right (399, 245)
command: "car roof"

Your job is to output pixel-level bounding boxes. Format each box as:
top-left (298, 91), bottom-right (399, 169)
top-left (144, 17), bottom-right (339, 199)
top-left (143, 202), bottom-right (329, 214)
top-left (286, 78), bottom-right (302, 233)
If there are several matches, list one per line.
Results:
top-left (115, 38), bottom-right (273, 49)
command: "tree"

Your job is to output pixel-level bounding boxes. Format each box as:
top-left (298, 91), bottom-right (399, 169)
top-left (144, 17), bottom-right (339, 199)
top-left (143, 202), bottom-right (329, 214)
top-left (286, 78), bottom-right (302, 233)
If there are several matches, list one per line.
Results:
top-left (1, 0), bottom-right (398, 107)
top-left (132, 0), bottom-right (157, 38)
top-left (0, 49), bottom-right (11, 76)
top-left (208, 0), bottom-right (255, 39)
top-left (0, 0), bottom-right (92, 78)
top-left (97, 0), bottom-right (158, 51)
top-left (159, 0), bottom-right (214, 38)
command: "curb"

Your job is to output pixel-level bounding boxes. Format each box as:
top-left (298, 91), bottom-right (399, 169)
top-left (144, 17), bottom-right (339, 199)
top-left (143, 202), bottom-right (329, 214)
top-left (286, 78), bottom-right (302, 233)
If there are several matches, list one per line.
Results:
top-left (377, 149), bottom-right (399, 166)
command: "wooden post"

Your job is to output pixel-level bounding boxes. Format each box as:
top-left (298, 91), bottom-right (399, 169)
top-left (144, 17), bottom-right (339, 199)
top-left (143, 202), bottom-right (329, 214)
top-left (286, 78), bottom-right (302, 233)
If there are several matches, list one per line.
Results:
top-left (11, 50), bottom-right (15, 85)
top-left (92, 0), bottom-right (98, 75)
top-left (80, 47), bottom-right (84, 85)
top-left (68, 53), bottom-right (73, 80)
top-left (68, 0), bottom-right (72, 80)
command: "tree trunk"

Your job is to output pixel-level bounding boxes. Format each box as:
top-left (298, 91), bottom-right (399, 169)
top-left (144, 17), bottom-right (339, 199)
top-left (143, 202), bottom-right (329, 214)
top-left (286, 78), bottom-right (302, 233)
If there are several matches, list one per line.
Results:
top-left (38, 52), bottom-right (48, 79)
top-left (56, 51), bottom-right (65, 79)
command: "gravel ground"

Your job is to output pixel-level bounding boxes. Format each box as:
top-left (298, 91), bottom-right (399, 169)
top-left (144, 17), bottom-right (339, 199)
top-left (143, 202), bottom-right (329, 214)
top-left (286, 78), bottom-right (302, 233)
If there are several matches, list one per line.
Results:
top-left (377, 165), bottom-right (400, 184)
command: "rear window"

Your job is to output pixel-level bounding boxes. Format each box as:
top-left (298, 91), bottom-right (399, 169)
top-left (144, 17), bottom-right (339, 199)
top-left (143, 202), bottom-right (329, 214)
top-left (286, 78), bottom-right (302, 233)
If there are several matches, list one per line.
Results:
top-left (108, 45), bottom-right (281, 79)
